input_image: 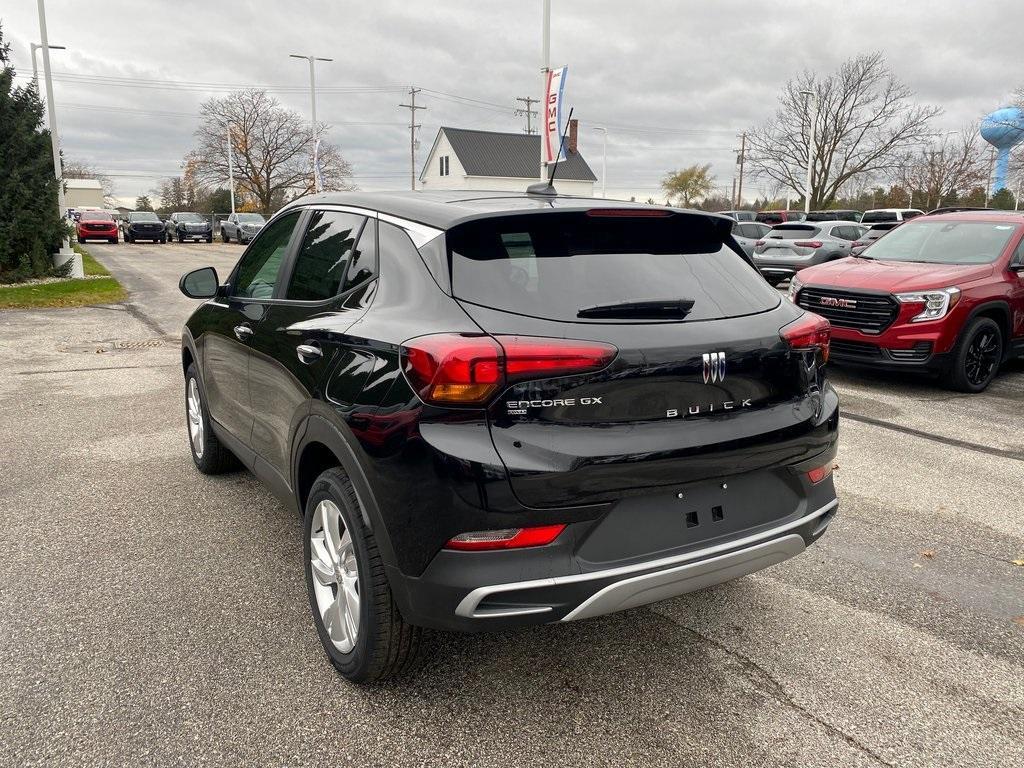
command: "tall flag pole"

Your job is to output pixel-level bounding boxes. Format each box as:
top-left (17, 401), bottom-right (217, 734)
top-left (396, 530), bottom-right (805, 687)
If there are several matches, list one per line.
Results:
top-left (539, 0), bottom-right (551, 181)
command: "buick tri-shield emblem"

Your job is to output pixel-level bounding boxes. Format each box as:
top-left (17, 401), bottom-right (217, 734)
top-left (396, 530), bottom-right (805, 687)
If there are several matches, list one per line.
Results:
top-left (702, 351), bottom-right (726, 384)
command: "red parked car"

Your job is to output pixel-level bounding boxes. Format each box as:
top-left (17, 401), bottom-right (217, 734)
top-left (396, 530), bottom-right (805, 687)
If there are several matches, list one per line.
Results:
top-left (790, 211), bottom-right (1024, 392)
top-left (76, 211), bottom-right (119, 244)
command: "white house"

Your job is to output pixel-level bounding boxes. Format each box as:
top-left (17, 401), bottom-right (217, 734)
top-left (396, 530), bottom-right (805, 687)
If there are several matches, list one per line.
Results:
top-left (419, 127), bottom-right (597, 196)
top-left (64, 178), bottom-right (105, 211)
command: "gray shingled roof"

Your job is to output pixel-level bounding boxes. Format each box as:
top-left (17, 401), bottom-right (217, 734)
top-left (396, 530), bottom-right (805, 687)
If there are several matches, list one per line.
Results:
top-left (437, 127), bottom-right (597, 182)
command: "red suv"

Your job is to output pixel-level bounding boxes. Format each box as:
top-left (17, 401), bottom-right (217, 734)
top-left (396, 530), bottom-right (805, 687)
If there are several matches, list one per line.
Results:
top-left (75, 211), bottom-right (119, 244)
top-left (789, 211), bottom-right (1024, 392)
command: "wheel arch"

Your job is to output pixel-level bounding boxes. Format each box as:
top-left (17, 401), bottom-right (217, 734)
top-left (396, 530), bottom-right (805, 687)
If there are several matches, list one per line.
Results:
top-left (963, 300), bottom-right (1011, 358)
top-left (292, 411), bottom-right (398, 569)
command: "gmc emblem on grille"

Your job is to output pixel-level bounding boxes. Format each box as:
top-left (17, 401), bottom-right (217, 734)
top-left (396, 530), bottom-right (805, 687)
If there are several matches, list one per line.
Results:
top-left (702, 351), bottom-right (726, 384)
top-left (820, 296), bottom-right (857, 309)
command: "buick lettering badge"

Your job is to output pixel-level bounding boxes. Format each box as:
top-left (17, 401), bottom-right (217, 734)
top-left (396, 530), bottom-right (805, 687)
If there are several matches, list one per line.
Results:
top-left (702, 351), bottom-right (726, 384)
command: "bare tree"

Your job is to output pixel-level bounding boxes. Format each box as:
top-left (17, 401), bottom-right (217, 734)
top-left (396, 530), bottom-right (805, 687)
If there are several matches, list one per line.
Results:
top-left (187, 89), bottom-right (354, 213)
top-left (895, 127), bottom-right (987, 209)
top-left (62, 159), bottom-right (115, 205)
top-left (746, 53), bottom-right (940, 209)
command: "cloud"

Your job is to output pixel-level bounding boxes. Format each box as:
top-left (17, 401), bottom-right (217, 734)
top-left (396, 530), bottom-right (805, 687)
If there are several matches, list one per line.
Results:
top-left (4, 0), bottom-right (1021, 203)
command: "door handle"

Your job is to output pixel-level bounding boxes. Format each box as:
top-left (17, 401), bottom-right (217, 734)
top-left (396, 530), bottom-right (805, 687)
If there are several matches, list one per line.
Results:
top-left (296, 343), bottom-right (322, 364)
top-left (233, 324), bottom-right (253, 341)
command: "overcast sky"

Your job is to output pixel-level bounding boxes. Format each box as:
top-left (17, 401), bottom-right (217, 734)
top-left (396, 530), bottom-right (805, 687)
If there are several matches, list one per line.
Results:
top-left (4, 0), bottom-right (1022, 205)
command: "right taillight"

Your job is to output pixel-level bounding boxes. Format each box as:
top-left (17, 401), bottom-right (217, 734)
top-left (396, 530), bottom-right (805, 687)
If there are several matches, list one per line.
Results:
top-left (781, 313), bottom-right (831, 362)
top-left (400, 333), bottom-right (617, 406)
top-left (850, 241), bottom-right (864, 248)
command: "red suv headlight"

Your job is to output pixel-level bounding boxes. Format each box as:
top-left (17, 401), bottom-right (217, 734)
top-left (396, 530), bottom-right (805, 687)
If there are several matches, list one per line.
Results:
top-left (894, 286), bottom-right (961, 323)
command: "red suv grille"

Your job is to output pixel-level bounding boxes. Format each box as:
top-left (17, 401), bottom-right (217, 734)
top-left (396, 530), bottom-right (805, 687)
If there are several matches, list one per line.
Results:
top-left (797, 287), bottom-right (898, 335)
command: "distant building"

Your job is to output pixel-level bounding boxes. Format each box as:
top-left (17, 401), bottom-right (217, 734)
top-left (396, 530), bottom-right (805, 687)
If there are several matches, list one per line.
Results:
top-left (64, 178), bottom-right (105, 211)
top-left (420, 127), bottom-right (597, 196)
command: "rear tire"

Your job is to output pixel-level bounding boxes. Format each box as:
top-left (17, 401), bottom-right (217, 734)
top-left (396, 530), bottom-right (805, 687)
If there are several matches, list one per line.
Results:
top-left (185, 364), bottom-right (239, 474)
top-left (303, 467), bottom-right (422, 683)
top-left (941, 317), bottom-right (1002, 393)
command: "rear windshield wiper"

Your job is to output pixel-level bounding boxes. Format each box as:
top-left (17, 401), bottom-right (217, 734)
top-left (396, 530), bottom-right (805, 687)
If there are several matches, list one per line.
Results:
top-left (577, 299), bottom-right (695, 319)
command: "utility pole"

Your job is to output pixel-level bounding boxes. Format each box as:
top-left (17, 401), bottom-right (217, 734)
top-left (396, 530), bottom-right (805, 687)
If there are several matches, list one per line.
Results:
top-left (591, 126), bottom-right (608, 198)
top-left (36, 0), bottom-right (79, 277)
top-left (399, 87), bottom-right (426, 191)
top-left (515, 96), bottom-right (539, 134)
top-left (289, 53), bottom-right (332, 192)
top-left (539, 0), bottom-right (551, 182)
top-left (736, 131), bottom-right (746, 209)
top-left (985, 146), bottom-right (996, 206)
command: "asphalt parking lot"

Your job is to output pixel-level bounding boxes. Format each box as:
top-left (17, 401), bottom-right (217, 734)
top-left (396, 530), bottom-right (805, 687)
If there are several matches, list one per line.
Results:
top-left (1, 240), bottom-right (1022, 767)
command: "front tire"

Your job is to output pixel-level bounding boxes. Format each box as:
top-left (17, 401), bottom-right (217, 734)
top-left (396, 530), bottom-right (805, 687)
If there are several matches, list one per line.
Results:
top-left (304, 467), bottom-right (422, 683)
top-left (185, 364), bottom-right (239, 474)
top-left (942, 317), bottom-right (1002, 393)
top-left (221, 229), bottom-right (229, 243)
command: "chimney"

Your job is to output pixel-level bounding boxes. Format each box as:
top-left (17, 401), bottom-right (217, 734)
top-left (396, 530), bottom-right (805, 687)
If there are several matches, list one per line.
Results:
top-left (567, 119), bottom-right (578, 154)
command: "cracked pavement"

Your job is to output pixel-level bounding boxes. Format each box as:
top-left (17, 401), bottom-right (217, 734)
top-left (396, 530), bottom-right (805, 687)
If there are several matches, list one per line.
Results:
top-left (1, 241), bottom-right (1022, 767)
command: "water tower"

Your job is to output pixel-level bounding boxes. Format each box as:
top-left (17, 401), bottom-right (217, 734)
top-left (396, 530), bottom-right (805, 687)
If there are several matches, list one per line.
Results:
top-left (980, 107), bottom-right (1024, 192)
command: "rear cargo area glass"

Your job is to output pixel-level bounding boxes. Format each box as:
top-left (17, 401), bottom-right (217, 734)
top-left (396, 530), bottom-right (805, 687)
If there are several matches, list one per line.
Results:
top-left (447, 212), bottom-right (780, 322)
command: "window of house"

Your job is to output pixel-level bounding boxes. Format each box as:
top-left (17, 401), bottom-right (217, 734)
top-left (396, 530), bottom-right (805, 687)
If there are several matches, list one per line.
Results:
top-left (439, 155), bottom-right (450, 176)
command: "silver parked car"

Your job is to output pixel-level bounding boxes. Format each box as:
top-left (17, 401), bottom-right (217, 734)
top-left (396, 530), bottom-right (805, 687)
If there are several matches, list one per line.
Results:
top-left (731, 220), bottom-right (772, 258)
top-left (220, 212), bottom-right (266, 244)
top-left (752, 220), bottom-right (866, 285)
top-left (850, 221), bottom-right (901, 255)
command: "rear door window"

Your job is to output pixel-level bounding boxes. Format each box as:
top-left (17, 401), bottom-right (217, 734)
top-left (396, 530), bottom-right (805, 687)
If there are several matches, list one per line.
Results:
top-left (447, 212), bottom-right (780, 323)
top-left (285, 210), bottom-right (366, 301)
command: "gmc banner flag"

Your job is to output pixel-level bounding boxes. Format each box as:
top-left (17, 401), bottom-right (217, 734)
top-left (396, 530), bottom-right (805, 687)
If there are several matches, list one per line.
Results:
top-left (543, 66), bottom-right (568, 165)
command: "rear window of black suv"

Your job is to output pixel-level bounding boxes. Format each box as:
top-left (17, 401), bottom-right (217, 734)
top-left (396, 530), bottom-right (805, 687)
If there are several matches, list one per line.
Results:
top-left (447, 211), bottom-right (780, 322)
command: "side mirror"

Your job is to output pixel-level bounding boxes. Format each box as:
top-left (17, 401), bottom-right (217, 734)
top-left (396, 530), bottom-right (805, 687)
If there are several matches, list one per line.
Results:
top-left (179, 267), bottom-right (220, 299)
top-left (1010, 263), bottom-right (1024, 272)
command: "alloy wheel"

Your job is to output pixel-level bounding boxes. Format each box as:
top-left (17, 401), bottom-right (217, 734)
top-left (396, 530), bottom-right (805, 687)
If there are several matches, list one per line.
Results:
top-left (310, 500), bottom-right (361, 653)
top-left (187, 378), bottom-right (204, 458)
top-left (964, 330), bottom-right (999, 387)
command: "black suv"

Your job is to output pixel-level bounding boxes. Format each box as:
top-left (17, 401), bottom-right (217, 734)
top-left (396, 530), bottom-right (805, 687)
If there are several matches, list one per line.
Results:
top-left (121, 211), bottom-right (167, 243)
top-left (179, 191), bottom-right (839, 682)
top-left (167, 212), bottom-right (213, 243)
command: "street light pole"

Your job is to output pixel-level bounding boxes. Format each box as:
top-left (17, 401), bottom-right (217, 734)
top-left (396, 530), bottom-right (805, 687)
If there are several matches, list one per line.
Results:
top-left (289, 53), bottom-right (333, 193)
top-left (36, 0), bottom-right (80, 277)
top-left (30, 42), bottom-right (65, 96)
top-left (799, 89), bottom-right (817, 214)
top-left (592, 126), bottom-right (607, 198)
top-left (226, 124), bottom-right (235, 215)
top-left (539, 0), bottom-right (551, 183)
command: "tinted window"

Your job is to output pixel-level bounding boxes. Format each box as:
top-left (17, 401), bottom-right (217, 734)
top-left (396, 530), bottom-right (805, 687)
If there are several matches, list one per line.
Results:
top-left (343, 219), bottom-right (377, 291)
top-left (177, 213), bottom-right (205, 223)
top-left (130, 212), bottom-right (159, 222)
top-left (82, 212), bottom-right (113, 221)
top-left (769, 224), bottom-right (820, 239)
top-left (448, 212), bottom-right (780, 323)
top-left (862, 211), bottom-right (898, 223)
top-left (237, 213), bottom-right (265, 223)
top-left (286, 211), bottom-right (365, 301)
top-left (232, 211), bottom-right (300, 299)
top-left (903, 210), bottom-right (924, 220)
top-left (865, 220), bottom-right (1019, 265)
top-left (757, 212), bottom-right (783, 224)
top-left (739, 223), bottom-right (761, 239)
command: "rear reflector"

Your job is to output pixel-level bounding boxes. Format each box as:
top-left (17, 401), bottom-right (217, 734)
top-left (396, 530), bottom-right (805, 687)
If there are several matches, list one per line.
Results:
top-left (807, 462), bottom-right (834, 484)
top-left (401, 333), bottom-right (616, 406)
top-left (793, 241), bottom-right (823, 248)
top-left (781, 312), bottom-right (831, 362)
top-left (445, 524), bottom-right (567, 551)
top-left (585, 208), bottom-right (672, 217)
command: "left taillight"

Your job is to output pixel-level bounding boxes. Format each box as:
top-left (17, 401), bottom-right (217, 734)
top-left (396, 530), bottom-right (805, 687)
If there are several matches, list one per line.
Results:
top-left (781, 312), bottom-right (831, 362)
top-left (444, 524), bottom-right (567, 551)
top-left (400, 333), bottom-right (617, 406)
top-left (793, 240), bottom-right (824, 248)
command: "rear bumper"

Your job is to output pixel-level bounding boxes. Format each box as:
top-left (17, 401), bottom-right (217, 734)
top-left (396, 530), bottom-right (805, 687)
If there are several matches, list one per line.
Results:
top-left (387, 485), bottom-right (838, 633)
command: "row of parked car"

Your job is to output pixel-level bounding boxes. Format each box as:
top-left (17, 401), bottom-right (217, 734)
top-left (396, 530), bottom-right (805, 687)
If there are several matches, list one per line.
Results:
top-left (73, 210), bottom-right (267, 244)
top-left (724, 207), bottom-right (925, 225)
top-left (727, 207), bottom-right (1024, 392)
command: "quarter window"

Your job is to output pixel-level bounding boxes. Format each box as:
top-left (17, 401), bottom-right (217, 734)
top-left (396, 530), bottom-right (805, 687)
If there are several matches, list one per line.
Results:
top-left (286, 210), bottom-right (366, 301)
top-left (232, 211), bottom-right (301, 299)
